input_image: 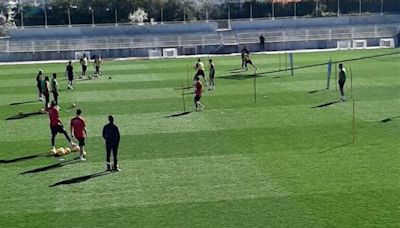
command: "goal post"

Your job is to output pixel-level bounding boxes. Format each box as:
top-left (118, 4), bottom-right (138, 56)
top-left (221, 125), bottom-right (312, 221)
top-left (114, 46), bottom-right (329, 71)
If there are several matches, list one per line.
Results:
top-left (380, 38), bottom-right (395, 48)
top-left (148, 49), bottom-right (162, 59)
top-left (352, 40), bottom-right (367, 50)
top-left (337, 40), bottom-right (352, 50)
top-left (74, 51), bottom-right (91, 61)
top-left (163, 48), bottom-right (178, 58)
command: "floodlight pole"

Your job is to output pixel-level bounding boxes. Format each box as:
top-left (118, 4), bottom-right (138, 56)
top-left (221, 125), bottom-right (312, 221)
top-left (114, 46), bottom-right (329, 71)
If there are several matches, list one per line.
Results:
top-left (183, 8), bottom-right (186, 23)
top-left (20, 10), bottom-right (24, 29)
top-left (68, 8), bottom-right (71, 27)
top-left (294, 2), bottom-right (297, 19)
top-left (381, 0), bottom-right (384, 15)
top-left (315, 0), bottom-right (318, 17)
top-left (272, 2), bottom-right (275, 20)
top-left (205, 4), bottom-right (209, 22)
top-left (228, 4), bottom-right (231, 29)
top-left (91, 8), bottom-right (95, 27)
top-left (337, 0), bottom-right (340, 17)
top-left (161, 5), bottom-right (164, 24)
top-left (44, 6), bottom-right (48, 28)
top-left (250, 4), bottom-right (253, 21)
top-left (359, 0), bottom-right (362, 15)
top-left (115, 9), bottom-right (118, 26)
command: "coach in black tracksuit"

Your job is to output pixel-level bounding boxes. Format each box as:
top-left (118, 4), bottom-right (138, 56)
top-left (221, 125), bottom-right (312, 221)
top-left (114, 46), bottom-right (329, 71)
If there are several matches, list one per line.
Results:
top-left (102, 115), bottom-right (121, 171)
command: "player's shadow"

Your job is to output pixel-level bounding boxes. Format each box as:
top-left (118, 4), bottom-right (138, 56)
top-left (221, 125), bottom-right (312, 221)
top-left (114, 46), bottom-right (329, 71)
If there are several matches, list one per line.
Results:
top-left (319, 142), bottom-right (353, 154)
top-left (0, 152), bottom-right (50, 164)
top-left (174, 86), bottom-right (192, 91)
top-left (381, 115), bottom-right (400, 123)
top-left (308, 89), bottom-right (328, 94)
top-left (164, 111), bottom-right (192, 118)
top-left (5, 111), bottom-right (45, 121)
top-left (49, 171), bottom-right (112, 187)
top-left (220, 73), bottom-right (261, 80)
top-left (311, 100), bottom-right (340, 109)
top-left (20, 157), bottom-right (80, 175)
top-left (9, 100), bottom-right (38, 106)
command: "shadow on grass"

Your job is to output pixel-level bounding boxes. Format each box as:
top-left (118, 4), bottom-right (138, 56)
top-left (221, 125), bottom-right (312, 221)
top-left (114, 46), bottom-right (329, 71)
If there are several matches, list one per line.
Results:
top-left (49, 171), bottom-right (112, 187)
top-left (9, 100), bottom-right (38, 106)
top-left (311, 100), bottom-right (340, 109)
top-left (219, 73), bottom-right (261, 80)
top-left (6, 111), bottom-right (45, 121)
top-left (164, 111), bottom-right (192, 118)
top-left (308, 89), bottom-right (328, 94)
top-left (319, 142), bottom-right (353, 154)
top-left (381, 116), bottom-right (400, 123)
top-left (174, 86), bottom-right (193, 91)
top-left (0, 152), bottom-right (50, 164)
top-left (20, 157), bottom-right (80, 175)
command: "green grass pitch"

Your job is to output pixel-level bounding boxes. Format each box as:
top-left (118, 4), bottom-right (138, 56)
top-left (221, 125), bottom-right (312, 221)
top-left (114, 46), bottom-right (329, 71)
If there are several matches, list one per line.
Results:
top-left (0, 49), bottom-right (399, 227)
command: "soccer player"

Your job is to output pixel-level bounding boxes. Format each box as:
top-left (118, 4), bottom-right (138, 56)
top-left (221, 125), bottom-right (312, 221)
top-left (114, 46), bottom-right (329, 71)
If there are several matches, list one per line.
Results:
top-left (193, 58), bottom-right (208, 87)
top-left (259, 34), bottom-right (265, 51)
top-left (36, 70), bottom-right (43, 101)
top-left (80, 54), bottom-right (88, 78)
top-left (244, 53), bottom-right (258, 72)
top-left (42, 76), bottom-right (50, 109)
top-left (70, 109), bottom-right (87, 161)
top-left (65, 61), bottom-right (75, 90)
top-left (102, 115), bottom-right (121, 171)
top-left (94, 55), bottom-right (102, 78)
top-left (194, 76), bottom-right (204, 111)
top-left (338, 63), bottom-right (347, 101)
top-left (48, 101), bottom-right (74, 150)
top-left (208, 59), bottom-right (215, 91)
top-left (241, 46), bottom-right (249, 68)
top-left (51, 73), bottom-right (59, 106)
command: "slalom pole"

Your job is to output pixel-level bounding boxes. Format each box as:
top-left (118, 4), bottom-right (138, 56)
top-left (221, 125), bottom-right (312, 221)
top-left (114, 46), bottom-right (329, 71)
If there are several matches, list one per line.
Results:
top-left (289, 53), bottom-right (294, 76)
top-left (352, 98), bottom-right (356, 143)
top-left (350, 67), bottom-right (353, 99)
top-left (254, 72), bottom-right (257, 103)
top-left (182, 80), bottom-right (186, 113)
top-left (279, 52), bottom-right (282, 71)
top-left (187, 63), bottom-right (190, 88)
top-left (285, 51), bottom-right (288, 72)
top-left (334, 63), bottom-right (338, 92)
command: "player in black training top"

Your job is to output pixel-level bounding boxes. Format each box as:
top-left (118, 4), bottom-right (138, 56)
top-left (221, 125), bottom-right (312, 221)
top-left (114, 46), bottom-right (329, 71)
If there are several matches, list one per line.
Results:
top-left (65, 61), bottom-right (76, 90)
top-left (102, 115), bottom-right (121, 171)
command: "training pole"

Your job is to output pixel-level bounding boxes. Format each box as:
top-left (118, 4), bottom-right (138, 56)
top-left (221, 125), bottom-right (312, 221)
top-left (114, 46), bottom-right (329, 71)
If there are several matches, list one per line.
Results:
top-left (254, 73), bottom-right (257, 103)
top-left (350, 67), bottom-right (353, 99)
top-left (289, 53), bottom-right (294, 76)
top-left (279, 52), bottom-right (282, 70)
top-left (285, 51), bottom-right (288, 72)
top-left (182, 81), bottom-right (186, 113)
top-left (352, 98), bottom-right (355, 143)
top-left (334, 63), bottom-right (338, 92)
top-left (187, 63), bottom-right (190, 87)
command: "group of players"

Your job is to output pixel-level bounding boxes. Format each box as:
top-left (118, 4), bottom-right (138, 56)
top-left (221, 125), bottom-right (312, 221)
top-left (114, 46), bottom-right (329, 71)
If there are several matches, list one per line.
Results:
top-left (191, 49), bottom-right (258, 111)
top-left (34, 54), bottom-right (121, 171)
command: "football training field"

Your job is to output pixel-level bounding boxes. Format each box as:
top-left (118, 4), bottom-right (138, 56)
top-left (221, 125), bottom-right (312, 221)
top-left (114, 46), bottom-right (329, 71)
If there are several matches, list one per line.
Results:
top-left (0, 49), bottom-right (399, 227)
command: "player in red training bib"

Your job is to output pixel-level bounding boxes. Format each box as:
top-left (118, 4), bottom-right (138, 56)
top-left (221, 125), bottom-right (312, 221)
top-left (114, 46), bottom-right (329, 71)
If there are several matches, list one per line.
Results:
top-left (48, 101), bottom-right (75, 150)
top-left (194, 76), bottom-right (204, 111)
top-left (70, 109), bottom-right (88, 161)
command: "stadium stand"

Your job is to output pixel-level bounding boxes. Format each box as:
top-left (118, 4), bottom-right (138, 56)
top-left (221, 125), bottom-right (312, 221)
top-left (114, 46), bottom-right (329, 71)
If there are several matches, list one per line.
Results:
top-left (0, 14), bottom-right (399, 62)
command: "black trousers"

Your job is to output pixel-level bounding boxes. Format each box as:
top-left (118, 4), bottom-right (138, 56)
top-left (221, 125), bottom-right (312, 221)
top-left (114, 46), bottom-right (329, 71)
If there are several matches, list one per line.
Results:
top-left (44, 93), bottom-right (50, 108)
top-left (106, 142), bottom-right (119, 165)
top-left (52, 92), bottom-right (59, 105)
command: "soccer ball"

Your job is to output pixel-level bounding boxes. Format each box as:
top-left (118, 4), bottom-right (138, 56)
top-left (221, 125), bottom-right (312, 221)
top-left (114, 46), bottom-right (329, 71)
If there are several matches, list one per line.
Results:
top-left (71, 145), bottom-right (80, 152)
top-left (64, 147), bottom-right (71, 154)
top-left (72, 103), bottom-right (76, 107)
top-left (50, 148), bottom-right (57, 156)
top-left (56, 147), bottom-right (65, 156)
top-left (88, 75), bottom-right (92, 79)
top-left (83, 151), bottom-right (87, 158)
top-left (39, 109), bottom-right (47, 114)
